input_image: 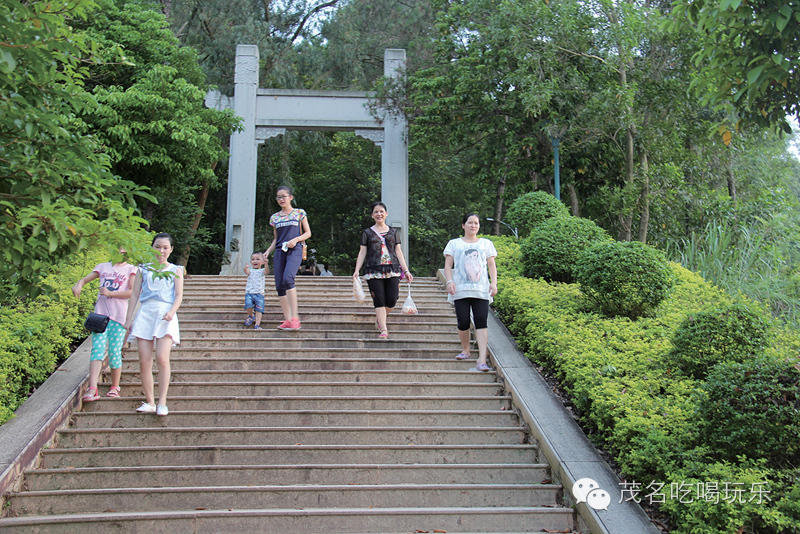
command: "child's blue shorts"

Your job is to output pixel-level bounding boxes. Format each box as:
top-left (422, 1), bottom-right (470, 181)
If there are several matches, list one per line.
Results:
top-left (244, 293), bottom-right (265, 313)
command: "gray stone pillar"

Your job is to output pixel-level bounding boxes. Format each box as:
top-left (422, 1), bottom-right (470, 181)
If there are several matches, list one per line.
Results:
top-left (381, 49), bottom-right (409, 263)
top-left (221, 45), bottom-right (259, 275)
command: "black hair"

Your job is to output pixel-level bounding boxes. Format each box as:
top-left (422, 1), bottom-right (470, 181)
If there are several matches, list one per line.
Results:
top-left (277, 185), bottom-right (293, 195)
top-left (370, 201), bottom-right (388, 212)
top-left (152, 232), bottom-right (173, 246)
top-left (462, 213), bottom-right (481, 224)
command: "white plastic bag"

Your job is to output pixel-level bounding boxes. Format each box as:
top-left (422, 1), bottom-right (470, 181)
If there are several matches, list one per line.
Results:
top-left (401, 283), bottom-right (418, 314)
top-left (353, 277), bottom-right (366, 302)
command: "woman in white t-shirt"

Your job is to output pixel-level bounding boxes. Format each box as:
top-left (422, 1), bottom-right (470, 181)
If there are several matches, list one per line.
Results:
top-left (443, 213), bottom-right (498, 372)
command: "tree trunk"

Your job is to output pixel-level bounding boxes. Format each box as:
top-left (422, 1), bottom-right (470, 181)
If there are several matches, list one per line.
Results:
top-left (566, 183), bottom-right (580, 216)
top-left (493, 173), bottom-right (507, 236)
top-left (161, 0), bottom-right (171, 18)
top-left (618, 66), bottom-right (635, 242)
top-left (530, 169), bottom-right (539, 191)
top-left (637, 150), bottom-right (650, 243)
top-left (727, 154), bottom-right (737, 201)
top-left (178, 162), bottom-right (218, 267)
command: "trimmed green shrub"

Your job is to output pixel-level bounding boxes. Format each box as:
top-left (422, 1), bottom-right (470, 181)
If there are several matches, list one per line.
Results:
top-left (668, 302), bottom-right (769, 379)
top-left (504, 191), bottom-right (569, 238)
top-left (520, 216), bottom-right (611, 283)
top-left (699, 357), bottom-right (800, 466)
top-left (488, 236), bottom-right (800, 531)
top-left (484, 234), bottom-right (523, 277)
top-left (0, 251), bottom-right (102, 424)
top-left (576, 240), bottom-right (674, 319)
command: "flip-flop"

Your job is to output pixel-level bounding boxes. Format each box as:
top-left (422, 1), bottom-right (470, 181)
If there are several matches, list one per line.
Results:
top-left (476, 362), bottom-right (490, 372)
top-left (455, 352), bottom-right (469, 360)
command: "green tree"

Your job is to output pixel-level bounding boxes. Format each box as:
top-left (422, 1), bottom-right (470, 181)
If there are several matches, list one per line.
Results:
top-left (76, 0), bottom-right (239, 266)
top-left (0, 0), bottom-right (152, 295)
top-left (671, 0), bottom-right (800, 131)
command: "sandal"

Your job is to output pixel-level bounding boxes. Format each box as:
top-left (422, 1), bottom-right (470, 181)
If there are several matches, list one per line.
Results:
top-left (476, 362), bottom-right (490, 372)
top-left (455, 352), bottom-right (470, 360)
top-left (82, 387), bottom-right (100, 402)
top-left (106, 386), bottom-right (121, 398)
top-left (378, 330), bottom-right (389, 339)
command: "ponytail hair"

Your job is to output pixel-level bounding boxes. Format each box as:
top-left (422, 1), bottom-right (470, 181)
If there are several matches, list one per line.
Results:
top-left (152, 232), bottom-right (173, 246)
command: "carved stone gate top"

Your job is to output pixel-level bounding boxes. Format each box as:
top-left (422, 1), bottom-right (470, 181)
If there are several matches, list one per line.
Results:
top-left (206, 45), bottom-right (408, 274)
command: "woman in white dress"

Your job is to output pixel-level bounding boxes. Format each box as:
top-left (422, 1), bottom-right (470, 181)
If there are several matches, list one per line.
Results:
top-left (124, 233), bottom-right (184, 416)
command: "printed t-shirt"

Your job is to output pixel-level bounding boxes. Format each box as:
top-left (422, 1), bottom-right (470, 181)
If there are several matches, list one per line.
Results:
top-left (443, 237), bottom-right (497, 303)
top-left (270, 209), bottom-right (307, 247)
top-left (246, 268), bottom-right (266, 294)
top-left (92, 262), bottom-right (137, 325)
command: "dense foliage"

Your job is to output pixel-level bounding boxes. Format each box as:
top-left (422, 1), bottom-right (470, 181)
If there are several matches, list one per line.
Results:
top-left (504, 191), bottom-right (570, 239)
top-left (671, 0), bottom-right (800, 131)
top-left (0, 0), bottom-right (153, 295)
top-left (0, 251), bottom-right (103, 424)
top-left (700, 357), bottom-right (800, 467)
top-left (668, 303), bottom-right (770, 379)
top-left (575, 240), bottom-right (674, 319)
top-left (492, 236), bottom-right (800, 532)
top-left (520, 216), bottom-right (611, 283)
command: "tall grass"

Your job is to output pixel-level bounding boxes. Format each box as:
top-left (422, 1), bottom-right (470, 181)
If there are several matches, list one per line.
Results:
top-left (665, 221), bottom-right (800, 326)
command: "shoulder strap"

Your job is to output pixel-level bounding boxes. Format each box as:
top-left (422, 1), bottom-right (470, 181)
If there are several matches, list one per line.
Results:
top-left (371, 226), bottom-right (388, 246)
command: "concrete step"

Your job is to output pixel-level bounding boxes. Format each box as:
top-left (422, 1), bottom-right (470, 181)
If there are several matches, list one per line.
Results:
top-left (114, 369), bottom-right (496, 384)
top-left (3, 273), bottom-right (576, 532)
top-left (125, 337), bottom-right (464, 350)
top-left (39, 444), bottom-right (540, 469)
top-left (80, 395), bottom-right (513, 412)
top-left (180, 292), bottom-right (447, 302)
top-left (180, 319), bottom-right (457, 331)
top-left (179, 310), bottom-right (454, 321)
top-left (117, 357), bottom-right (481, 371)
top-left (71, 410), bottom-right (519, 429)
top-left (177, 304), bottom-right (450, 315)
top-left (123, 347), bottom-right (466, 359)
top-left (104, 381), bottom-right (503, 397)
top-left (23, 463), bottom-right (551, 490)
top-left (175, 328), bottom-right (461, 342)
top-left (184, 275), bottom-right (441, 286)
top-left (7, 484), bottom-right (560, 515)
top-left (56, 426), bottom-right (527, 448)
top-left (0, 506), bottom-right (574, 533)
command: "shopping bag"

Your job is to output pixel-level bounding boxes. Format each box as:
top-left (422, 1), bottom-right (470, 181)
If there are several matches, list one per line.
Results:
top-left (353, 277), bottom-right (367, 302)
top-left (401, 283), bottom-right (418, 314)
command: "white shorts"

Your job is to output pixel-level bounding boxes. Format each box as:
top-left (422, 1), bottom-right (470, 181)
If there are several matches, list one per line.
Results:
top-left (129, 300), bottom-right (180, 345)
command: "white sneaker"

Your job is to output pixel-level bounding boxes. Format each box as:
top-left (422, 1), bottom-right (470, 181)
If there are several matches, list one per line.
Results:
top-left (136, 402), bottom-right (156, 413)
top-left (156, 404), bottom-right (169, 416)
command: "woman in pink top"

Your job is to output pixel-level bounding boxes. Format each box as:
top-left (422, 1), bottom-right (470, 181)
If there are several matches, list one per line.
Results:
top-left (72, 250), bottom-right (137, 401)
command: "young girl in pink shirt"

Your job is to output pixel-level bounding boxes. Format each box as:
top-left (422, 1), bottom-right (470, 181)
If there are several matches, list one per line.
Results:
top-left (72, 251), bottom-right (137, 400)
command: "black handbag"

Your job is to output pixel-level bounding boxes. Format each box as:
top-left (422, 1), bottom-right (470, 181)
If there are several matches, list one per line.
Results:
top-left (84, 294), bottom-right (111, 333)
top-left (84, 312), bottom-right (110, 333)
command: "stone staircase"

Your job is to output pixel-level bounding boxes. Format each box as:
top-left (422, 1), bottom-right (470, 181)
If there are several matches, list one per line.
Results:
top-left (0, 275), bottom-right (576, 532)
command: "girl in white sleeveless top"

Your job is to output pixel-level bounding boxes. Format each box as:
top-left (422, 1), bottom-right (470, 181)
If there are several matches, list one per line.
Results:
top-left (125, 233), bottom-right (184, 416)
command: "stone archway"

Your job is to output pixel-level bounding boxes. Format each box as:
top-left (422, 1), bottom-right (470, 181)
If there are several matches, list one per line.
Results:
top-left (206, 45), bottom-right (408, 274)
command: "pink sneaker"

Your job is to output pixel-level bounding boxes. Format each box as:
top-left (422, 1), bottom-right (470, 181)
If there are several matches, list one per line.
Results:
top-left (277, 320), bottom-right (292, 330)
top-left (286, 317), bottom-right (301, 330)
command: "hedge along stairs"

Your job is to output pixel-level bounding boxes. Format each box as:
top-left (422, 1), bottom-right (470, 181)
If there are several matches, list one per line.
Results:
top-left (0, 275), bottom-right (575, 533)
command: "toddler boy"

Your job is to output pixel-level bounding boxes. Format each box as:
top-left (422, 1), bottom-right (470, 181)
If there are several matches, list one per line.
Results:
top-left (244, 252), bottom-right (266, 330)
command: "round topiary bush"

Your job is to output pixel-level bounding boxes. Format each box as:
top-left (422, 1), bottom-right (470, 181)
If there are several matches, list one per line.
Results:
top-left (520, 216), bottom-right (611, 283)
top-left (575, 240), bottom-right (674, 319)
top-left (699, 357), bottom-right (800, 466)
top-left (668, 302), bottom-right (769, 379)
top-left (504, 191), bottom-right (570, 238)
